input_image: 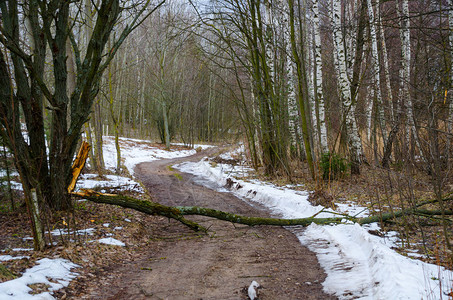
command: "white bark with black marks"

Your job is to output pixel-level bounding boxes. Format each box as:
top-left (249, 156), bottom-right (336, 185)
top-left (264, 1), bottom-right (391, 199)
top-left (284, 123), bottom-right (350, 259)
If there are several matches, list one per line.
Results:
top-left (312, 0), bottom-right (328, 154)
top-left (331, 0), bottom-right (363, 172)
top-left (367, 0), bottom-right (386, 145)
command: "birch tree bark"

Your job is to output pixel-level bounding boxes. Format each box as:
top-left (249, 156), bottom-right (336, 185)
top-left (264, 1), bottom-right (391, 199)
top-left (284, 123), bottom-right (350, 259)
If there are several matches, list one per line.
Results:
top-left (305, 15), bottom-right (318, 156)
top-left (264, 0), bottom-right (276, 88)
top-left (377, 1), bottom-right (393, 122)
top-left (331, 0), bottom-right (363, 174)
top-left (366, 86), bottom-right (374, 142)
top-left (399, 0), bottom-right (418, 157)
top-left (345, 1), bottom-right (357, 80)
top-left (279, 0), bottom-right (300, 152)
top-left (312, 0), bottom-right (328, 155)
top-left (288, 0), bottom-right (315, 177)
top-left (367, 0), bottom-right (386, 145)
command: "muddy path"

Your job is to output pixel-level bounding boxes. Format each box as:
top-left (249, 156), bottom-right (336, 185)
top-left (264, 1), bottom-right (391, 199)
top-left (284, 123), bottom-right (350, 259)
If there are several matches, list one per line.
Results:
top-left (88, 148), bottom-right (336, 300)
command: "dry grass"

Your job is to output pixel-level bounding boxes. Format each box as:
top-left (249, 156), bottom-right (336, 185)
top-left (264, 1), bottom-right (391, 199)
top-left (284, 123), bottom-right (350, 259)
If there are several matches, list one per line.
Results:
top-left (301, 160), bottom-right (453, 269)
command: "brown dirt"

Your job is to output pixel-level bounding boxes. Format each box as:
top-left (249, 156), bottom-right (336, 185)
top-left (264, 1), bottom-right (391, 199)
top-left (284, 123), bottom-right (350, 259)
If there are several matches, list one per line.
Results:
top-left (81, 148), bottom-right (336, 299)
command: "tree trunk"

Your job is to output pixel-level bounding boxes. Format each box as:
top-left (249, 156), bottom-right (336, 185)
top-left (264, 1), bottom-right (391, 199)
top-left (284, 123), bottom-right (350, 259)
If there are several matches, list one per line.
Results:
top-left (366, 86), bottom-right (374, 142)
top-left (109, 39), bottom-right (122, 174)
top-left (448, 0), bottom-right (453, 160)
top-left (163, 102), bottom-right (171, 150)
top-left (1, 142), bottom-right (14, 210)
top-left (377, 0), bottom-right (393, 123)
top-left (74, 190), bottom-right (453, 231)
top-left (398, 0), bottom-right (421, 162)
top-left (306, 17), bottom-right (318, 159)
top-left (312, 0), bottom-right (328, 155)
top-left (30, 189), bottom-right (45, 251)
top-left (85, 123), bottom-right (96, 170)
top-left (280, 0), bottom-right (300, 152)
top-left (367, 0), bottom-right (387, 145)
top-left (94, 100), bottom-right (105, 171)
top-left (331, 0), bottom-right (363, 174)
top-left (288, 0), bottom-right (315, 178)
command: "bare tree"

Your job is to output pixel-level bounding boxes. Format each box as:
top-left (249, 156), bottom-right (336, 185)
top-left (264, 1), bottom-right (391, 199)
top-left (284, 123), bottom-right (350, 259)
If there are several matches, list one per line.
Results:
top-left (0, 0), bottom-right (163, 248)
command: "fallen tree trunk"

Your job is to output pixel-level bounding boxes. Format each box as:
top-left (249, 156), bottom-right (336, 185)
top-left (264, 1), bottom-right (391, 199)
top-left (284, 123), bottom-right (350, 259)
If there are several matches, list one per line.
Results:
top-left (73, 189), bottom-right (453, 231)
top-left (72, 190), bottom-right (346, 231)
top-left (357, 196), bottom-right (453, 225)
top-left (174, 206), bottom-right (345, 227)
top-left (72, 190), bottom-right (207, 231)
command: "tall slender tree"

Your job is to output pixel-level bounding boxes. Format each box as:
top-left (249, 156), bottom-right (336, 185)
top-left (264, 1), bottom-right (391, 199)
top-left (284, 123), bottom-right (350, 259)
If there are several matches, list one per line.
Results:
top-left (331, 0), bottom-right (363, 174)
top-left (311, 0), bottom-right (328, 155)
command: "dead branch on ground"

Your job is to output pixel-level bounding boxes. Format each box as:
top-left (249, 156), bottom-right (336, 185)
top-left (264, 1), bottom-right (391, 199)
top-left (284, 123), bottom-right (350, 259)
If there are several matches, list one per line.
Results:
top-left (72, 189), bottom-right (453, 232)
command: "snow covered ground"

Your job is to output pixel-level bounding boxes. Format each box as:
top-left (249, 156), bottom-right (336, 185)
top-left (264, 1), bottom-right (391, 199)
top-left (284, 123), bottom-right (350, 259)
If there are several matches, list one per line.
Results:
top-left (0, 258), bottom-right (79, 299)
top-left (175, 155), bottom-right (453, 299)
top-left (102, 136), bottom-right (210, 174)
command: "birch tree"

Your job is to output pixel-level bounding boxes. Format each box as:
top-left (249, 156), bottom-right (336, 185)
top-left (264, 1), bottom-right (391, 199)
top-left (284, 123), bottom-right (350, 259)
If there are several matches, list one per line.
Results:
top-left (367, 0), bottom-right (386, 146)
top-left (377, 1), bottom-right (393, 123)
top-left (278, 0), bottom-right (300, 153)
top-left (331, 0), bottom-right (363, 174)
top-left (312, 0), bottom-right (328, 154)
top-left (399, 0), bottom-right (418, 157)
top-left (306, 15), bottom-right (318, 156)
top-left (288, 0), bottom-right (315, 177)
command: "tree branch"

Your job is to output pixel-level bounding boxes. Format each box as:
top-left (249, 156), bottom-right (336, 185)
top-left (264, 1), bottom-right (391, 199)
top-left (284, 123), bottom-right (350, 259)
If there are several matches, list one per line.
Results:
top-left (72, 190), bottom-right (453, 232)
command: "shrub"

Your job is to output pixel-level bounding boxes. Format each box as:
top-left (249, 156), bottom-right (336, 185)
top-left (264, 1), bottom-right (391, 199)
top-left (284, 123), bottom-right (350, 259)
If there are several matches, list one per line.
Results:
top-left (320, 152), bottom-right (347, 180)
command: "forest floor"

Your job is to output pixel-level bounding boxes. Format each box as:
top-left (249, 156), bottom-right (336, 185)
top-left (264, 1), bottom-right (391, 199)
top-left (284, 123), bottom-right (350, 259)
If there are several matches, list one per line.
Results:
top-left (1, 138), bottom-right (452, 299)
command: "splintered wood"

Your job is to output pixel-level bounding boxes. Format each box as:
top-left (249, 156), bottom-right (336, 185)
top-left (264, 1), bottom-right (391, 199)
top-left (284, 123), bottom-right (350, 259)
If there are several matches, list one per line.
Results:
top-left (72, 189), bottom-right (117, 198)
top-left (67, 141), bottom-right (91, 193)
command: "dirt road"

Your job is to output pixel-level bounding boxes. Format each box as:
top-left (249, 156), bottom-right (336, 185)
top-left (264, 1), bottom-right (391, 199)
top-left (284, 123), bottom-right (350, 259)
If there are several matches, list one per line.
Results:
top-left (88, 148), bottom-right (336, 299)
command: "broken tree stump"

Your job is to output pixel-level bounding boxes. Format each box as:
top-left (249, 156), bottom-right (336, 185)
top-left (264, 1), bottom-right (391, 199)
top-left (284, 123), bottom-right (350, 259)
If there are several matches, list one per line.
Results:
top-left (68, 141), bottom-right (91, 193)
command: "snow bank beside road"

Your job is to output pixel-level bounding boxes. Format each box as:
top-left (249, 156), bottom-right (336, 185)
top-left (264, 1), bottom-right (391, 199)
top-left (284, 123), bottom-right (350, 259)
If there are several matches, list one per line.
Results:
top-left (300, 223), bottom-right (451, 299)
top-left (175, 157), bottom-right (453, 300)
top-left (103, 136), bottom-right (197, 174)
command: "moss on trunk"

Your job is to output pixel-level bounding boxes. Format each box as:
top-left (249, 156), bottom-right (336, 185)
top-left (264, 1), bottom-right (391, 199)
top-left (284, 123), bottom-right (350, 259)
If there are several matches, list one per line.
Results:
top-left (73, 190), bottom-right (453, 232)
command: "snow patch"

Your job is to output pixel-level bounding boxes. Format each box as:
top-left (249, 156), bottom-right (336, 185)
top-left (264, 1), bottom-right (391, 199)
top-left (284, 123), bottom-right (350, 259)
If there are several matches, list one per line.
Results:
top-left (0, 258), bottom-right (79, 299)
top-left (0, 255), bottom-right (29, 262)
top-left (47, 228), bottom-right (95, 237)
top-left (76, 174), bottom-right (144, 194)
top-left (103, 136), bottom-right (198, 175)
top-left (98, 238), bottom-right (125, 247)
